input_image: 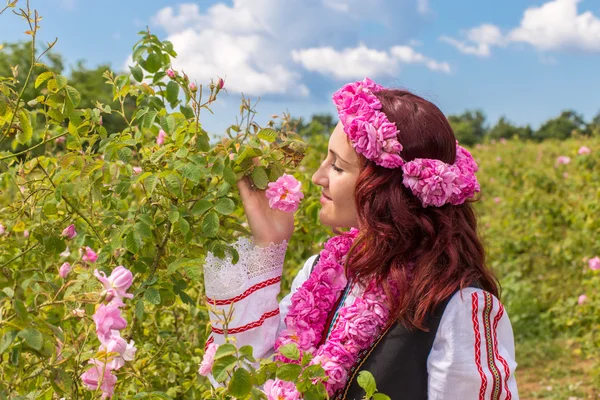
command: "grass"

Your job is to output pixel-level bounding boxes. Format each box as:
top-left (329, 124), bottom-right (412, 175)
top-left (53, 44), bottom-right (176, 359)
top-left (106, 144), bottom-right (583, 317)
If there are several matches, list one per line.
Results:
top-left (516, 337), bottom-right (599, 399)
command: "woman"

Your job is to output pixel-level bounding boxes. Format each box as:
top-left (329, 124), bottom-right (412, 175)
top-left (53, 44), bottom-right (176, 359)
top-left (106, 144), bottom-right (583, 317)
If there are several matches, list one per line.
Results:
top-left (203, 78), bottom-right (518, 399)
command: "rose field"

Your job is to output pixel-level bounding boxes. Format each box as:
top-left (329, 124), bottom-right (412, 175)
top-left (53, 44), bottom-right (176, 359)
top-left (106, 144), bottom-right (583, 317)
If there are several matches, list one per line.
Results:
top-left (0, 2), bottom-right (599, 399)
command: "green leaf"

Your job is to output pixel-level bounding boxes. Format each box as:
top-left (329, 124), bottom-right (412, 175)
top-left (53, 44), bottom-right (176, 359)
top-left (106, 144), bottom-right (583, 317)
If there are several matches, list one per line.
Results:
top-left (257, 128), bottom-right (278, 142)
top-left (143, 174), bottom-right (159, 194)
top-left (192, 199), bottom-right (213, 216)
top-left (276, 364), bottom-right (302, 382)
top-left (135, 299), bottom-right (144, 319)
top-left (166, 81), bottom-right (179, 105)
top-left (278, 343), bottom-right (300, 361)
top-left (55, 75), bottom-right (68, 90)
top-left (144, 288), bottom-right (161, 305)
top-left (35, 71), bottom-right (53, 88)
top-left (228, 368), bottom-right (252, 398)
top-left (181, 163), bottom-right (201, 184)
top-left (223, 166), bottom-right (237, 186)
top-left (0, 330), bottom-right (18, 354)
top-left (212, 355), bottom-right (237, 382)
top-left (143, 53), bottom-right (161, 73)
top-left (251, 166), bottom-right (269, 190)
top-left (238, 345), bottom-right (255, 362)
top-left (168, 211), bottom-right (180, 224)
top-left (183, 264), bottom-right (202, 281)
top-left (17, 328), bottom-right (43, 351)
top-left (214, 343), bottom-right (237, 359)
top-left (142, 110), bottom-right (158, 129)
top-left (357, 371), bottom-right (377, 398)
top-left (13, 299), bottom-right (28, 320)
top-left (201, 211), bottom-right (219, 238)
top-left (17, 110), bottom-right (32, 145)
top-left (164, 173), bottom-right (182, 198)
top-left (130, 64), bottom-right (144, 82)
top-left (134, 221), bottom-right (153, 239)
top-left (180, 105), bottom-right (194, 119)
top-left (178, 216), bottom-right (190, 236)
top-left (132, 45), bottom-right (147, 62)
top-left (65, 85), bottom-right (81, 108)
top-left (125, 231), bottom-right (140, 254)
top-left (373, 393), bottom-right (391, 400)
top-left (215, 198), bottom-right (235, 215)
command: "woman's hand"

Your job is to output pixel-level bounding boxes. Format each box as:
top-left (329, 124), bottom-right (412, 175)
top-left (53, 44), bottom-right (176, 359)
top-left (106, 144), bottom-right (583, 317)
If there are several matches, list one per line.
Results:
top-left (236, 177), bottom-right (295, 247)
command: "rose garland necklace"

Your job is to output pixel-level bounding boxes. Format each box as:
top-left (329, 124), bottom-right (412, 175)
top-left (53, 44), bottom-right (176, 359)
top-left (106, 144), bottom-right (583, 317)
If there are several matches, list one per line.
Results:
top-left (272, 228), bottom-right (392, 397)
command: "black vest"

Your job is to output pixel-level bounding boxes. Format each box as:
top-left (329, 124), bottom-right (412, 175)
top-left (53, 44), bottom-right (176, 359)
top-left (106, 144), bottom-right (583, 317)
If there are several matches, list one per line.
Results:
top-left (309, 256), bottom-right (470, 400)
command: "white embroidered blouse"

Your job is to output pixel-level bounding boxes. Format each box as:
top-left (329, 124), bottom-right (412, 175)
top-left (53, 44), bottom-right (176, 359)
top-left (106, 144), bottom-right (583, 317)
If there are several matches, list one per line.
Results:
top-left (203, 237), bottom-right (519, 399)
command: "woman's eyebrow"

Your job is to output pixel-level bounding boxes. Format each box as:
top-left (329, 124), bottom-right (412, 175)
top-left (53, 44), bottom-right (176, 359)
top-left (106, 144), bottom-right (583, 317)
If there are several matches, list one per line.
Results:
top-left (329, 150), bottom-right (350, 166)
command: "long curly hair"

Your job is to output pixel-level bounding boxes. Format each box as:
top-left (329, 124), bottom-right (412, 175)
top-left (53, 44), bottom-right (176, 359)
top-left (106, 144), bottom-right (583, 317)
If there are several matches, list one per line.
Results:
top-left (345, 89), bottom-right (499, 331)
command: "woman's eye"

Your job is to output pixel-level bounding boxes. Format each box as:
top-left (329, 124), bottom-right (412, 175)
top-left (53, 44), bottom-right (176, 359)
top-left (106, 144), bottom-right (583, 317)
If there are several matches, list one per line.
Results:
top-left (330, 162), bottom-right (343, 172)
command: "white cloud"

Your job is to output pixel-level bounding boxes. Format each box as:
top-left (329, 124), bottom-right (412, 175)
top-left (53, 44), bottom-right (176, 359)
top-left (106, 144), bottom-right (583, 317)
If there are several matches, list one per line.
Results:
top-left (417, 0), bottom-right (430, 15)
top-left (61, 0), bottom-right (76, 10)
top-left (441, 0), bottom-right (600, 56)
top-left (291, 44), bottom-right (450, 79)
top-left (323, 0), bottom-right (350, 13)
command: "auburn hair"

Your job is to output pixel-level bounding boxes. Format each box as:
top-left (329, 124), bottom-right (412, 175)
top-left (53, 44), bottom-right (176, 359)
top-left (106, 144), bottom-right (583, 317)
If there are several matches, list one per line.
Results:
top-left (344, 89), bottom-right (499, 331)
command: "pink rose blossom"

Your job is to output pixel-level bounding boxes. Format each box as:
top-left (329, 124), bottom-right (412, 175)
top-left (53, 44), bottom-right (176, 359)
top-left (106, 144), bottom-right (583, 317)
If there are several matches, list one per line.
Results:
top-left (23, 230), bottom-right (29, 238)
top-left (198, 342), bottom-right (218, 376)
top-left (56, 136), bottom-right (66, 144)
top-left (166, 68), bottom-right (176, 79)
top-left (494, 197), bottom-right (501, 204)
top-left (156, 129), bottom-right (167, 146)
top-left (93, 304), bottom-right (127, 342)
top-left (555, 156), bottom-right (571, 166)
top-left (100, 331), bottom-right (137, 370)
top-left (189, 82), bottom-right (197, 92)
top-left (0, 224), bottom-right (4, 235)
top-left (263, 379), bottom-right (301, 400)
top-left (94, 266), bottom-right (134, 304)
top-left (132, 166), bottom-right (142, 174)
top-left (588, 256), bottom-right (600, 271)
top-left (578, 146), bottom-right (591, 155)
top-left (72, 308), bottom-right (85, 318)
top-left (496, 156), bottom-right (502, 162)
top-left (98, 116), bottom-right (103, 126)
top-left (80, 359), bottom-right (117, 398)
top-left (500, 138), bottom-right (507, 144)
top-left (82, 247), bottom-right (98, 263)
top-left (216, 77), bottom-right (225, 90)
top-left (59, 262), bottom-right (72, 279)
top-left (578, 294), bottom-right (587, 305)
top-left (265, 174), bottom-right (304, 213)
top-left (61, 224), bottom-right (77, 239)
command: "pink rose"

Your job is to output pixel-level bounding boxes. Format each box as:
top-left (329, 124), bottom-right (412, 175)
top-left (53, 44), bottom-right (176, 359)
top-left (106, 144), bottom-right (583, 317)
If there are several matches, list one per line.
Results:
top-left (93, 304), bottom-right (127, 342)
top-left (588, 256), bottom-right (600, 271)
top-left (132, 166), bottom-right (142, 175)
top-left (156, 129), bottom-right (167, 146)
top-left (82, 247), bottom-right (98, 263)
top-left (166, 68), bottom-right (176, 79)
top-left (578, 146), bottom-right (591, 155)
top-left (59, 262), bottom-right (72, 279)
top-left (100, 331), bottom-right (137, 370)
top-left (61, 224), bottom-right (77, 239)
top-left (94, 266), bottom-right (134, 304)
top-left (189, 82), bottom-right (197, 92)
top-left (23, 230), bottom-right (29, 238)
top-left (265, 174), bottom-right (304, 213)
top-left (555, 156), bottom-right (571, 166)
top-left (263, 379), bottom-right (301, 400)
top-left (216, 77), bottom-right (225, 90)
top-left (80, 359), bottom-right (117, 398)
top-left (578, 294), bottom-right (587, 305)
top-left (198, 342), bottom-right (218, 376)
top-left (0, 224), bottom-right (5, 235)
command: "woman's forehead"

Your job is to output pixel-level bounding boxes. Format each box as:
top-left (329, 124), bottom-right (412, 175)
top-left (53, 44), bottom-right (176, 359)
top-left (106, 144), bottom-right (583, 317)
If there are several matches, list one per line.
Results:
top-left (329, 123), bottom-right (357, 163)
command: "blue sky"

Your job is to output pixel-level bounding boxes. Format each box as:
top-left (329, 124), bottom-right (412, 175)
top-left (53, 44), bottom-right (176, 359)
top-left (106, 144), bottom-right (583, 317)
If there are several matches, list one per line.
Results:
top-left (1, 0), bottom-right (600, 134)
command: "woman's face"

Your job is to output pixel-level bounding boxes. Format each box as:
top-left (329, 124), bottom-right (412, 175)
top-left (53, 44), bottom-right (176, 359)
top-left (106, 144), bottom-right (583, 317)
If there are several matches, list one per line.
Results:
top-left (311, 122), bottom-right (360, 228)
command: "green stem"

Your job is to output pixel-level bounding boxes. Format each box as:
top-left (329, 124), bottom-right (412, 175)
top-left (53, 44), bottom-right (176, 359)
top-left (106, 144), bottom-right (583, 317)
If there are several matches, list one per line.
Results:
top-left (0, 132), bottom-right (67, 161)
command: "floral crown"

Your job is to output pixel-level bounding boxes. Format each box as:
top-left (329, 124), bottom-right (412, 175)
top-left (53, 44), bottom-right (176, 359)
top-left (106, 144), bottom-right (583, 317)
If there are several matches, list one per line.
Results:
top-left (332, 77), bottom-right (480, 207)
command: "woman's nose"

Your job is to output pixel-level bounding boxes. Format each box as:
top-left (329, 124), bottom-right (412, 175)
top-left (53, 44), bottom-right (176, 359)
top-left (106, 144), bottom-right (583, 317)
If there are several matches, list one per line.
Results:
top-left (312, 163), bottom-right (327, 187)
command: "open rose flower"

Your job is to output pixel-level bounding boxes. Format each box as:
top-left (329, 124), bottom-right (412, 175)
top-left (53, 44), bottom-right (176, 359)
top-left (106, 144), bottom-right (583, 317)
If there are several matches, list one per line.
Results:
top-left (61, 224), bottom-right (77, 239)
top-left (80, 359), bottom-right (117, 399)
top-left (93, 304), bottom-right (127, 342)
top-left (94, 266), bottom-right (134, 304)
top-left (198, 342), bottom-right (218, 376)
top-left (82, 247), bottom-right (98, 263)
top-left (265, 174), bottom-right (304, 213)
top-left (555, 156), bottom-right (571, 166)
top-left (100, 331), bottom-right (137, 370)
top-left (578, 146), bottom-right (591, 155)
top-left (263, 379), bottom-right (301, 400)
top-left (0, 224), bottom-right (5, 235)
top-left (578, 294), bottom-right (587, 305)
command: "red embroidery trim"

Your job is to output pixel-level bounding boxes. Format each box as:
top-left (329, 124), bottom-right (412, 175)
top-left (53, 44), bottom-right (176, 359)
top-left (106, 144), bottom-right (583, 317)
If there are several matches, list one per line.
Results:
top-left (204, 335), bottom-right (214, 351)
top-left (472, 292), bottom-right (487, 400)
top-left (206, 276), bottom-right (281, 306)
top-left (211, 308), bottom-right (280, 335)
top-left (492, 304), bottom-right (512, 400)
top-left (484, 292), bottom-right (502, 400)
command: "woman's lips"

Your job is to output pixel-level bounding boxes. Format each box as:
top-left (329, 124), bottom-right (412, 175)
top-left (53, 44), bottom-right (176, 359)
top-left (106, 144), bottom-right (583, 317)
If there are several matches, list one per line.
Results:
top-left (320, 193), bottom-right (332, 203)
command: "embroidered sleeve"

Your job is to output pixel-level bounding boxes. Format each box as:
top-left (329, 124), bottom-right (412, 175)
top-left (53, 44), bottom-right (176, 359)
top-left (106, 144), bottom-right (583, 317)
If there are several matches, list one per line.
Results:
top-left (427, 288), bottom-right (520, 400)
